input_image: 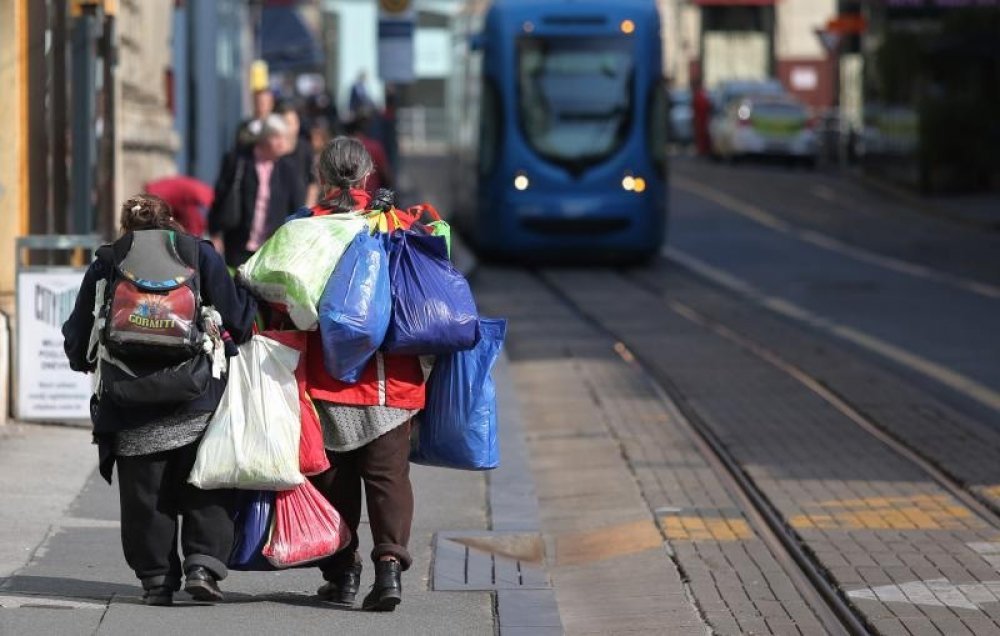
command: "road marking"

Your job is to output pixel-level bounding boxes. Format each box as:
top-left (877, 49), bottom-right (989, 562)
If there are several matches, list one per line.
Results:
top-left (673, 174), bottom-right (1000, 299)
top-left (664, 246), bottom-right (1000, 415)
top-left (968, 542), bottom-right (1000, 572)
top-left (848, 579), bottom-right (1000, 610)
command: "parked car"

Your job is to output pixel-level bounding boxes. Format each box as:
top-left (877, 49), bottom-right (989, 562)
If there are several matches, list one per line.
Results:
top-left (668, 88), bottom-right (693, 146)
top-left (709, 95), bottom-right (818, 166)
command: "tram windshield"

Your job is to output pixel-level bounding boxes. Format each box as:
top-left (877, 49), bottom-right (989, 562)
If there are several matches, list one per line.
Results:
top-left (517, 36), bottom-right (634, 167)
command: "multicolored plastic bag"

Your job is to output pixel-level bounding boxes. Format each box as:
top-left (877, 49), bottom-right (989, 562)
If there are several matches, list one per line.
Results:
top-left (382, 231), bottom-right (479, 355)
top-left (229, 491), bottom-right (275, 571)
top-left (188, 335), bottom-right (304, 490)
top-left (262, 480), bottom-right (351, 568)
top-left (318, 231), bottom-right (391, 383)
top-left (238, 215), bottom-right (366, 330)
top-left (410, 318), bottom-right (506, 470)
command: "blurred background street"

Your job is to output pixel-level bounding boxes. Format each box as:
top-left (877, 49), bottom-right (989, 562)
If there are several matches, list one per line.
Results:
top-left (1, 0), bottom-right (1000, 634)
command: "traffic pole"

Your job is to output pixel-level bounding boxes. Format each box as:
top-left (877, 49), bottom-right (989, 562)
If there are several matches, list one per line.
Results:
top-left (69, 0), bottom-right (101, 235)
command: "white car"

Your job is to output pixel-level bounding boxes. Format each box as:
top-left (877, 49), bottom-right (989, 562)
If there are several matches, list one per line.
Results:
top-left (710, 96), bottom-right (819, 166)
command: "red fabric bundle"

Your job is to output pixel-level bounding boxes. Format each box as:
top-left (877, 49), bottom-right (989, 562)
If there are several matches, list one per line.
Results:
top-left (262, 480), bottom-right (351, 568)
top-left (259, 331), bottom-right (330, 476)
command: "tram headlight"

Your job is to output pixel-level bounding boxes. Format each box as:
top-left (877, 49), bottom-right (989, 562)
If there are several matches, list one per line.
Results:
top-left (514, 173), bottom-right (530, 191)
top-left (633, 177), bottom-right (647, 193)
top-left (620, 19), bottom-right (635, 35)
top-left (622, 175), bottom-right (636, 191)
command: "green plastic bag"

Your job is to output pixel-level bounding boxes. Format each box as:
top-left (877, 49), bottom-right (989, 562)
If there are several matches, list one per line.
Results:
top-left (238, 215), bottom-right (366, 330)
top-left (427, 219), bottom-right (452, 259)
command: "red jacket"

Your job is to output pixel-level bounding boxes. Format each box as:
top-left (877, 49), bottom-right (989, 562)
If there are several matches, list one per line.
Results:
top-left (305, 194), bottom-right (426, 409)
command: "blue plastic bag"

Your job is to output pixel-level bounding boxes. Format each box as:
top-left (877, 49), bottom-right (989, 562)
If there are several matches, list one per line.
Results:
top-left (318, 231), bottom-right (391, 383)
top-left (229, 491), bottom-right (276, 571)
top-left (411, 318), bottom-right (507, 470)
top-left (383, 231), bottom-right (479, 355)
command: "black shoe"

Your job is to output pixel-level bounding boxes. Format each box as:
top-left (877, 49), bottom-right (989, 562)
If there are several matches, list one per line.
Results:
top-left (362, 560), bottom-right (402, 612)
top-left (184, 566), bottom-right (223, 603)
top-left (143, 586), bottom-right (173, 606)
top-left (317, 562), bottom-right (363, 607)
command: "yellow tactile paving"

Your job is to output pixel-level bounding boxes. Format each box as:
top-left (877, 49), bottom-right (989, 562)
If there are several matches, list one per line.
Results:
top-left (787, 495), bottom-right (981, 531)
top-left (661, 515), bottom-right (753, 542)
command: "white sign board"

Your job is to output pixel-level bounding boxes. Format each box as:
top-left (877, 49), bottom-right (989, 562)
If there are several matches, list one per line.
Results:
top-left (378, 9), bottom-right (416, 84)
top-left (17, 269), bottom-right (92, 421)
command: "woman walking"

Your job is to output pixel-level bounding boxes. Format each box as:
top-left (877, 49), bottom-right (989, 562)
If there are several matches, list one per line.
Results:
top-left (298, 137), bottom-right (425, 612)
top-left (63, 195), bottom-right (258, 606)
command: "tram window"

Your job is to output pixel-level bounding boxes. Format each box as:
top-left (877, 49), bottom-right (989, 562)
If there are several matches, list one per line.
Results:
top-left (479, 79), bottom-right (501, 175)
top-left (517, 36), bottom-right (634, 166)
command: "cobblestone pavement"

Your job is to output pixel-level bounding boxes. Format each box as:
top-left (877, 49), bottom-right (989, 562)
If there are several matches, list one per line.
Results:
top-left (477, 262), bottom-right (1000, 635)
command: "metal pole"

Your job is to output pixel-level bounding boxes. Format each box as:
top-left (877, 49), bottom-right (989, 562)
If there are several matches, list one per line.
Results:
top-left (70, 3), bottom-right (100, 235)
top-left (52, 1), bottom-right (70, 235)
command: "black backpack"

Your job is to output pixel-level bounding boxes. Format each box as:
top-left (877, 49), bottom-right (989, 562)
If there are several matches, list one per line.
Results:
top-left (96, 230), bottom-right (212, 407)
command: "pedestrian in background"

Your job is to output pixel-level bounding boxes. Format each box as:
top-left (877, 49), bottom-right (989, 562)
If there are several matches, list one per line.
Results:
top-left (298, 137), bottom-right (425, 612)
top-left (379, 84), bottom-right (400, 174)
top-left (349, 70), bottom-right (375, 121)
top-left (62, 195), bottom-right (258, 606)
top-left (208, 114), bottom-right (306, 267)
top-left (144, 175), bottom-right (214, 237)
top-left (692, 76), bottom-right (712, 158)
top-left (275, 99), bottom-right (319, 206)
top-left (236, 88), bottom-right (276, 148)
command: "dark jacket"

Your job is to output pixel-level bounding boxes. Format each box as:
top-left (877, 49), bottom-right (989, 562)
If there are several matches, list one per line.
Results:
top-left (62, 238), bottom-right (258, 483)
top-left (208, 148), bottom-right (306, 267)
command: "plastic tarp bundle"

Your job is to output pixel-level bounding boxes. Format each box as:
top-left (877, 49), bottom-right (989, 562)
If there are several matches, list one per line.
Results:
top-left (259, 331), bottom-right (330, 476)
top-left (229, 491), bottom-right (275, 571)
top-left (411, 318), bottom-right (506, 470)
top-left (262, 480), bottom-right (351, 568)
top-left (188, 335), bottom-right (305, 490)
top-left (383, 231), bottom-right (479, 355)
top-left (318, 231), bottom-right (391, 383)
top-left (238, 214), bottom-right (366, 330)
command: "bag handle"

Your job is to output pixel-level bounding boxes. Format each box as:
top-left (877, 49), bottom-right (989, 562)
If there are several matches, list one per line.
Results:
top-left (407, 203), bottom-right (442, 223)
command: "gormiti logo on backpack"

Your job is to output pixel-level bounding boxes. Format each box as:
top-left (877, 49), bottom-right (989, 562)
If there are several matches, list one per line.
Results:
top-left (128, 296), bottom-right (177, 330)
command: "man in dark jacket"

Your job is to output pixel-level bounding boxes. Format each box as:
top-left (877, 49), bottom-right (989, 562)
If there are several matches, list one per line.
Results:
top-left (209, 114), bottom-right (306, 267)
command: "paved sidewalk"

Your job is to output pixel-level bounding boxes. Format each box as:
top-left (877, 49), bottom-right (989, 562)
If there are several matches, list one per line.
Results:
top-left (0, 445), bottom-right (495, 635)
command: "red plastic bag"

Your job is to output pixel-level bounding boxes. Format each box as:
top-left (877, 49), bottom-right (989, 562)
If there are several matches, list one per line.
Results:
top-left (261, 480), bottom-right (351, 568)
top-left (260, 331), bottom-right (330, 476)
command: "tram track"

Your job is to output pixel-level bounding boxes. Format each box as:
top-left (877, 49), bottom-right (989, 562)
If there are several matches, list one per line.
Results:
top-left (531, 263), bottom-right (1000, 635)
top-left (531, 268), bottom-right (867, 636)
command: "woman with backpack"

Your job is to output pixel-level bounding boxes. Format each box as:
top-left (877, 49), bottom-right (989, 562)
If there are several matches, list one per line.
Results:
top-left (292, 137), bottom-right (425, 612)
top-left (62, 195), bottom-right (258, 606)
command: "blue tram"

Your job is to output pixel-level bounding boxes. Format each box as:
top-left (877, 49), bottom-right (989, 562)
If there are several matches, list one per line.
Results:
top-left (449, 0), bottom-right (668, 262)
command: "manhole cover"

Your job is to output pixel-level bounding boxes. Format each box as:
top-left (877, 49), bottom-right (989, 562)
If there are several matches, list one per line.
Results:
top-left (432, 531), bottom-right (550, 591)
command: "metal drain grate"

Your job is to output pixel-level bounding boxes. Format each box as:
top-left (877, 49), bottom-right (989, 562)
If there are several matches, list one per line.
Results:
top-left (431, 531), bottom-right (551, 591)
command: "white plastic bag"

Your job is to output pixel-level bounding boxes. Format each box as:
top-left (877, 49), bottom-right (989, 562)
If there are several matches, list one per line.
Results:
top-left (188, 335), bottom-right (305, 490)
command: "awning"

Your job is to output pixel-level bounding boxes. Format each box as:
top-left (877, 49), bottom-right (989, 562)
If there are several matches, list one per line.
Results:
top-left (260, 5), bottom-right (324, 73)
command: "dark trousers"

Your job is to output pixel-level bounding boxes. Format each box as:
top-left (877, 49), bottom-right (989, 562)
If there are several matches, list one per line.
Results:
top-left (117, 441), bottom-right (234, 590)
top-left (310, 420), bottom-right (414, 576)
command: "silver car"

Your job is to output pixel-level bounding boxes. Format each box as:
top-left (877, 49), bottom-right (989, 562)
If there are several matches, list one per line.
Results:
top-left (710, 95), bottom-right (819, 166)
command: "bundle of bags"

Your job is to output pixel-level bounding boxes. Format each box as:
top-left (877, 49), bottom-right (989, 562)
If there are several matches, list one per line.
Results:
top-left (234, 203), bottom-right (506, 471)
top-left (186, 203), bottom-right (505, 569)
top-left (187, 331), bottom-right (350, 570)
